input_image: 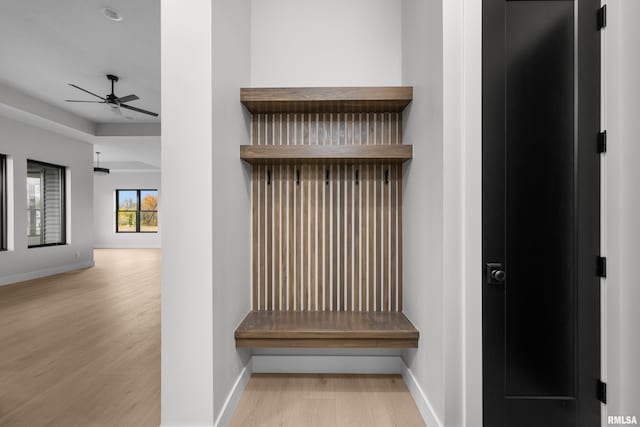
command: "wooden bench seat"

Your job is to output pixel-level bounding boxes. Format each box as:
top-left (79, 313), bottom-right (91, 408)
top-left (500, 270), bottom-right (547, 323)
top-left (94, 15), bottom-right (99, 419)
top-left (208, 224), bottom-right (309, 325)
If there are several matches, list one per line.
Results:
top-left (235, 311), bottom-right (419, 348)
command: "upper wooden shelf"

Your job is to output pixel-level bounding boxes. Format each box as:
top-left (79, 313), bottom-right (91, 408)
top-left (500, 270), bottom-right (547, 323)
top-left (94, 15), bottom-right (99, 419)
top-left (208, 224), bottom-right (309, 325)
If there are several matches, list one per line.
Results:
top-left (240, 144), bottom-right (413, 164)
top-left (240, 86), bottom-right (413, 114)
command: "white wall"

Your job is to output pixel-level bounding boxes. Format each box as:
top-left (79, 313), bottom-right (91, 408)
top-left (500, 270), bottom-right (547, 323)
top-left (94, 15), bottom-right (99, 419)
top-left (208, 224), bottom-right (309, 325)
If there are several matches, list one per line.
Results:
top-left (161, 0), bottom-right (214, 424)
top-left (401, 1), bottom-right (445, 425)
top-left (251, 0), bottom-right (402, 87)
top-left (606, 0), bottom-right (640, 420)
top-left (93, 171), bottom-right (161, 249)
top-left (0, 114), bottom-right (94, 285)
top-left (212, 0), bottom-right (252, 423)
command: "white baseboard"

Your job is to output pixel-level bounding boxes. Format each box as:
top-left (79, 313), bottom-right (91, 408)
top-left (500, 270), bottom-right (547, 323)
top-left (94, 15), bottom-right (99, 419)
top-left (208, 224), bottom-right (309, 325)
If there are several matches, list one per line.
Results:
top-left (160, 425), bottom-right (213, 427)
top-left (94, 244), bottom-right (161, 249)
top-left (252, 355), bottom-right (405, 374)
top-left (402, 364), bottom-right (443, 427)
top-left (0, 260), bottom-right (95, 286)
top-left (214, 361), bottom-right (252, 427)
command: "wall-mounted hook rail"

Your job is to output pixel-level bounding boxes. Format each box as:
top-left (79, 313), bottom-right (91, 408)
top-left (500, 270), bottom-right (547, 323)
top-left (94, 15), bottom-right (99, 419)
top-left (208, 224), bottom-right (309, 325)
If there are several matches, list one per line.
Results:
top-left (385, 169), bottom-right (389, 185)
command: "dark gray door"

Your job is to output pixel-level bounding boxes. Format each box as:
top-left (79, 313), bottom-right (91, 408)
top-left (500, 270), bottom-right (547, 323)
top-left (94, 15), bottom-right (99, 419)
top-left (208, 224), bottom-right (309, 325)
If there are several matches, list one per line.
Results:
top-left (482, 1), bottom-right (601, 426)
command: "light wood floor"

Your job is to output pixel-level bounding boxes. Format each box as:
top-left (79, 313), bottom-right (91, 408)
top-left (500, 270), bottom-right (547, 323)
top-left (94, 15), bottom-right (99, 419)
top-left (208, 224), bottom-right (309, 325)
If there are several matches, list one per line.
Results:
top-left (0, 249), bottom-right (160, 427)
top-left (229, 374), bottom-right (426, 427)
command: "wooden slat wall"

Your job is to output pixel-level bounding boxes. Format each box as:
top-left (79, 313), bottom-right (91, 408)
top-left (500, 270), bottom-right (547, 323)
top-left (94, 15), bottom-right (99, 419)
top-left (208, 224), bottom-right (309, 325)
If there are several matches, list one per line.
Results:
top-left (252, 113), bottom-right (403, 312)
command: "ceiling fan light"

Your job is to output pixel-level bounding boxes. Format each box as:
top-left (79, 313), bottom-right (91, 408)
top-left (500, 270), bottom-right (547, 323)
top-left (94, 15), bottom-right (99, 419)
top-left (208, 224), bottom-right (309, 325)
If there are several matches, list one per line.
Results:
top-left (102, 8), bottom-right (123, 22)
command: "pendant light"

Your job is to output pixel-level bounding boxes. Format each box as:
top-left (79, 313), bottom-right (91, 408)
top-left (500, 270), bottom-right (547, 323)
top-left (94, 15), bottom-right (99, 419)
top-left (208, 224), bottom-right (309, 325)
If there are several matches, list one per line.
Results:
top-left (94, 151), bottom-right (110, 175)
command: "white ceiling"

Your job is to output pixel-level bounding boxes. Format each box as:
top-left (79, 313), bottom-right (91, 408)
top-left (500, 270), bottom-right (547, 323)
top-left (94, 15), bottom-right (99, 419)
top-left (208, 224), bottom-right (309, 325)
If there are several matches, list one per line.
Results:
top-left (0, 0), bottom-right (160, 124)
top-left (94, 141), bottom-right (160, 171)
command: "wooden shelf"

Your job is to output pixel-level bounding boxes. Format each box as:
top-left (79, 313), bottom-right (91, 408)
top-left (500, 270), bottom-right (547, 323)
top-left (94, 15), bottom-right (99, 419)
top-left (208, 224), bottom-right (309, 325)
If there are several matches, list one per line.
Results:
top-left (240, 87), bottom-right (413, 114)
top-left (235, 311), bottom-right (419, 348)
top-left (240, 144), bottom-right (412, 164)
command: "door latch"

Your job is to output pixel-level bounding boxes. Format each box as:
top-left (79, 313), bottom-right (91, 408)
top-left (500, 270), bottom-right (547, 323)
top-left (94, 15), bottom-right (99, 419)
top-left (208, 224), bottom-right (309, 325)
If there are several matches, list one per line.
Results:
top-left (486, 263), bottom-right (506, 285)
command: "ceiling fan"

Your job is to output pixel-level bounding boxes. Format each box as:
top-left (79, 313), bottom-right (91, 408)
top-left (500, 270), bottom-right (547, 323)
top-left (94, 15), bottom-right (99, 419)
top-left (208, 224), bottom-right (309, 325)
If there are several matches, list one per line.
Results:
top-left (65, 74), bottom-right (158, 118)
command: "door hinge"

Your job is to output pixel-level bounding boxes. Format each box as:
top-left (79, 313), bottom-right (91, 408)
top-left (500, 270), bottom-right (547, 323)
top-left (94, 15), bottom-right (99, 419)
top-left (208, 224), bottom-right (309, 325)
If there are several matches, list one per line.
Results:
top-left (598, 131), bottom-right (607, 153)
top-left (598, 5), bottom-right (607, 30)
top-left (598, 380), bottom-right (607, 404)
top-left (597, 256), bottom-right (607, 278)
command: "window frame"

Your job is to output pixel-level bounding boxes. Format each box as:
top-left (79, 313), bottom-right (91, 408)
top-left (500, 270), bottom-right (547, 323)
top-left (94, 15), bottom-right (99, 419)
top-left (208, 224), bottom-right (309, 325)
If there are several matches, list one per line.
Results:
top-left (115, 189), bottom-right (158, 234)
top-left (26, 159), bottom-right (67, 248)
top-left (1, 154), bottom-right (6, 251)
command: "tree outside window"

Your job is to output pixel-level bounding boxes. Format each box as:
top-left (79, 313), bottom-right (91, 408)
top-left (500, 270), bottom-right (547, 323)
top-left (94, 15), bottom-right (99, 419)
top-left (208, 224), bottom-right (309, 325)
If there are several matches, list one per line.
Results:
top-left (116, 189), bottom-right (158, 233)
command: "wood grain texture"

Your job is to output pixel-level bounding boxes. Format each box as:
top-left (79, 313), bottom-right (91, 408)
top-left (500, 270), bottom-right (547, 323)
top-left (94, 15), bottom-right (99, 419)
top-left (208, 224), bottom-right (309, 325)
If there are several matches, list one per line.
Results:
top-left (240, 87), bottom-right (413, 114)
top-left (235, 339), bottom-right (418, 349)
top-left (235, 311), bottom-right (418, 346)
top-left (229, 375), bottom-right (425, 427)
top-left (252, 117), bottom-right (259, 310)
top-left (0, 249), bottom-right (160, 427)
top-left (267, 164), bottom-right (273, 310)
top-left (240, 144), bottom-right (413, 164)
top-left (251, 113), bottom-right (405, 314)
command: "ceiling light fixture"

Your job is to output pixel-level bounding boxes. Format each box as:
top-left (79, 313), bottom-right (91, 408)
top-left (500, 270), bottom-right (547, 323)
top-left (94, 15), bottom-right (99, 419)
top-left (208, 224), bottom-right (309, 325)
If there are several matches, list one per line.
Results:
top-left (101, 8), bottom-right (123, 22)
top-left (94, 152), bottom-right (110, 175)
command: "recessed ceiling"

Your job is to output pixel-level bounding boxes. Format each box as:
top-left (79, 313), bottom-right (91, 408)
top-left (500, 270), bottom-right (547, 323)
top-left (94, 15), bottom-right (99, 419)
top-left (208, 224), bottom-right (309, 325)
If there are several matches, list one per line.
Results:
top-left (0, 0), bottom-right (160, 124)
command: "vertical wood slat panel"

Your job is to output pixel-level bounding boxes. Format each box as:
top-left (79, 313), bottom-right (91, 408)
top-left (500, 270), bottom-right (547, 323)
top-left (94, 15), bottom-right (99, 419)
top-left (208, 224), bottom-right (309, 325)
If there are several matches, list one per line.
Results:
top-left (310, 164), bottom-right (317, 311)
top-left (251, 113), bottom-right (404, 312)
top-left (397, 113), bottom-right (403, 311)
top-left (302, 163), bottom-right (308, 311)
top-left (368, 164), bottom-right (375, 312)
top-left (270, 166), bottom-right (281, 310)
top-left (252, 116), bottom-right (258, 311)
top-left (293, 165), bottom-right (303, 311)
top-left (354, 163), bottom-right (360, 311)
top-left (332, 163), bottom-right (338, 311)
top-left (274, 116), bottom-right (282, 311)
top-left (346, 164), bottom-right (353, 311)
top-left (324, 161), bottom-right (330, 311)
top-left (267, 164), bottom-right (273, 311)
top-left (346, 116), bottom-right (353, 311)
top-left (375, 115), bottom-right (382, 311)
top-left (391, 164), bottom-right (397, 312)
top-left (288, 164), bottom-right (294, 311)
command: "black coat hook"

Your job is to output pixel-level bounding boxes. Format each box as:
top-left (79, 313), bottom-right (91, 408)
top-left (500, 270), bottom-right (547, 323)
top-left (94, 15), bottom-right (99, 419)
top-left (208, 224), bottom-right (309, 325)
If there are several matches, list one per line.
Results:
top-left (384, 169), bottom-right (389, 185)
top-left (267, 169), bottom-right (271, 185)
top-left (325, 169), bottom-right (330, 185)
top-left (296, 169), bottom-right (300, 185)
top-left (355, 169), bottom-right (359, 185)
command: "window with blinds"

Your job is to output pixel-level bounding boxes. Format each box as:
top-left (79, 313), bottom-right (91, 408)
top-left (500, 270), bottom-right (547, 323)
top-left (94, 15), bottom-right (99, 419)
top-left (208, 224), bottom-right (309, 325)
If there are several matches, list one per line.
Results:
top-left (26, 160), bottom-right (66, 248)
top-left (0, 154), bottom-right (6, 251)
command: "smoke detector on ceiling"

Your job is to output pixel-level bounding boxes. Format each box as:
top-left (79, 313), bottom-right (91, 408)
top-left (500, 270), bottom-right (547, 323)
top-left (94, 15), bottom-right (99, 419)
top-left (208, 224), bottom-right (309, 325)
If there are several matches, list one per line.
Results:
top-left (101, 8), bottom-right (123, 22)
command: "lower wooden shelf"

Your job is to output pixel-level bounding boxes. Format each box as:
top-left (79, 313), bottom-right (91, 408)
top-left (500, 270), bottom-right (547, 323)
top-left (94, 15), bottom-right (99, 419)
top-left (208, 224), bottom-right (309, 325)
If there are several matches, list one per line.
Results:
top-left (235, 311), bottom-right (419, 348)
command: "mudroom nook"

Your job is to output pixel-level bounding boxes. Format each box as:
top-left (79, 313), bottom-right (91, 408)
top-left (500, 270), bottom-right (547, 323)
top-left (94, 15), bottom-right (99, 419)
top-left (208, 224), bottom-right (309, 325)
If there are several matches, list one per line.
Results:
top-left (235, 87), bottom-right (419, 348)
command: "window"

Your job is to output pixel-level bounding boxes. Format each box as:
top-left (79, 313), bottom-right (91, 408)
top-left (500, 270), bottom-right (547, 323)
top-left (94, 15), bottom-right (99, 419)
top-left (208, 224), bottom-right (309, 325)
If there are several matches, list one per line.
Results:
top-left (27, 160), bottom-right (66, 248)
top-left (116, 189), bottom-right (158, 233)
top-left (1, 154), bottom-right (6, 251)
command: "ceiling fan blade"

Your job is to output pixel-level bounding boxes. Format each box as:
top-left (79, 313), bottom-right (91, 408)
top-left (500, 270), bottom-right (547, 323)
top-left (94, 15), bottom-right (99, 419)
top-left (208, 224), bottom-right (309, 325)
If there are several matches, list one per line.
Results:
top-left (65, 100), bottom-right (106, 103)
top-left (116, 94), bottom-right (139, 103)
top-left (68, 83), bottom-right (105, 100)
top-left (120, 104), bottom-right (159, 117)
